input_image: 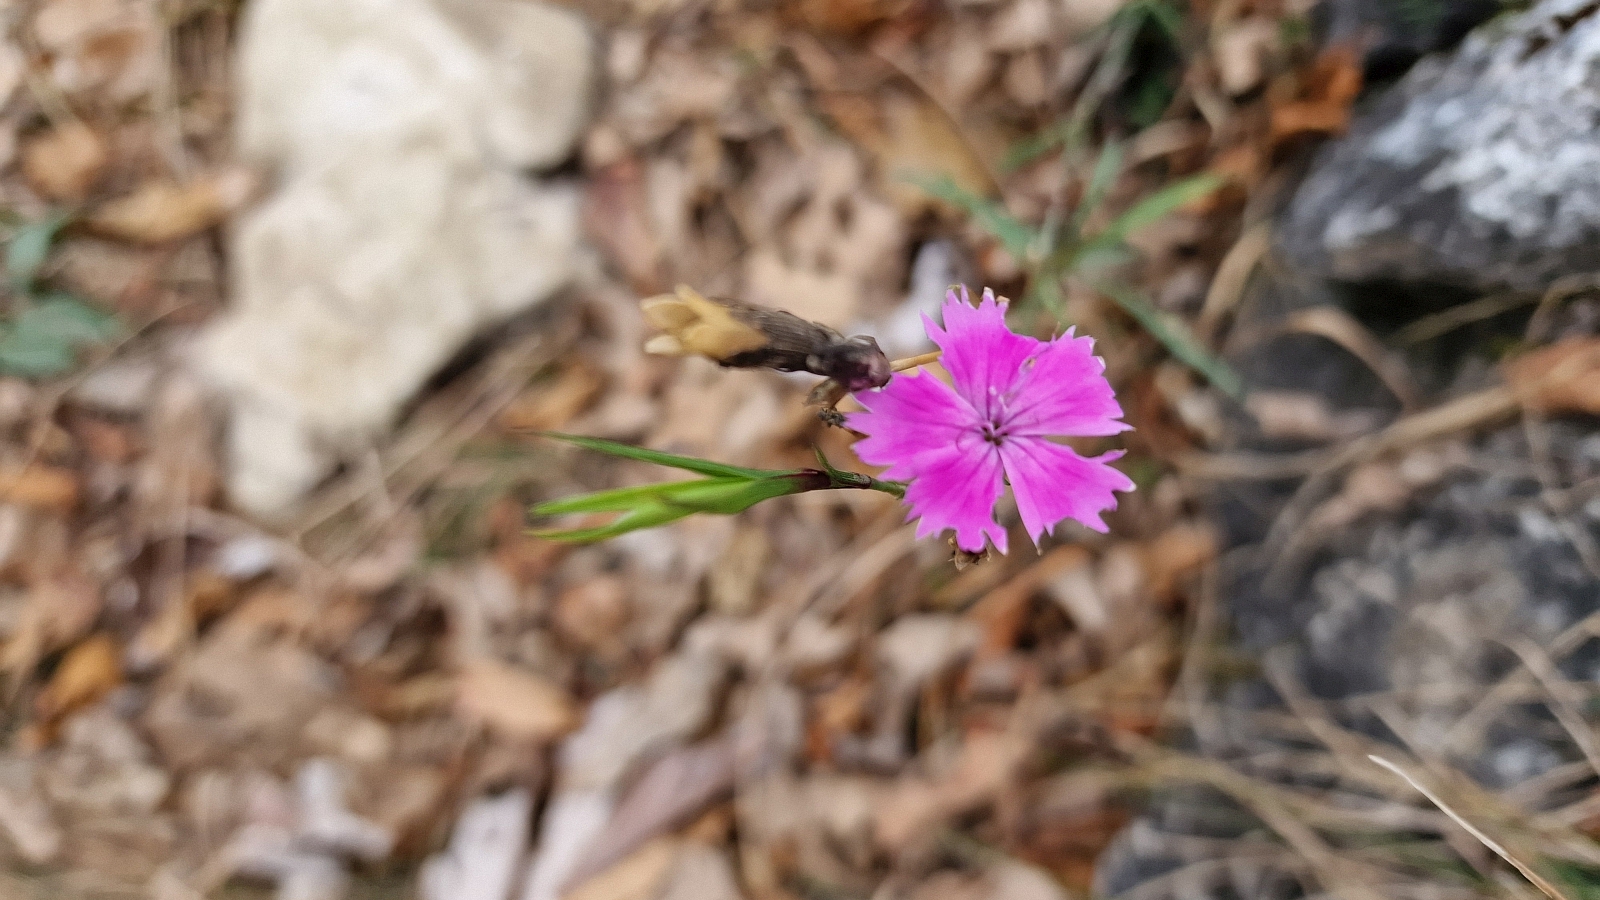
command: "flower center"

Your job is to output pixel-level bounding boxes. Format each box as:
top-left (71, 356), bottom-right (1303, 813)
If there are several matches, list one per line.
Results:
top-left (980, 420), bottom-right (1009, 446)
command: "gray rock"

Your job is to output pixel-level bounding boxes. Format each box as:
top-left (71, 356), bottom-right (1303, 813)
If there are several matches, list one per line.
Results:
top-left (1097, 417), bottom-right (1600, 898)
top-left (1279, 0), bottom-right (1600, 293)
top-left (1313, 0), bottom-right (1502, 79)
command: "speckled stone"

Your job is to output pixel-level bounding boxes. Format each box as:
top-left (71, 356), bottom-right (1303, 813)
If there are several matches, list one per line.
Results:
top-left (1279, 0), bottom-right (1600, 292)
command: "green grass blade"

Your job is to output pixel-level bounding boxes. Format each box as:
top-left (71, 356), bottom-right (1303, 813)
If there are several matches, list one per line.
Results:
top-left (534, 503), bottom-right (693, 542)
top-left (1095, 280), bottom-right (1243, 398)
top-left (1085, 173), bottom-right (1223, 252)
top-left (1068, 141), bottom-right (1127, 240)
top-left (541, 432), bottom-right (783, 480)
top-left (907, 174), bottom-right (1036, 259)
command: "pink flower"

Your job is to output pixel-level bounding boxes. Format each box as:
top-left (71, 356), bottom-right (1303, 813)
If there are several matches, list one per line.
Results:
top-left (846, 287), bottom-right (1133, 554)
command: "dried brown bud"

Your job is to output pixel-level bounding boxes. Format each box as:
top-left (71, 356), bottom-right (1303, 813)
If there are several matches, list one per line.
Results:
top-left (641, 286), bottom-right (891, 392)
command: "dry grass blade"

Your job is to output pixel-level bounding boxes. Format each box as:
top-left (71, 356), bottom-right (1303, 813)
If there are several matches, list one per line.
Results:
top-left (1197, 222), bottom-right (1270, 343)
top-left (1393, 291), bottom-right (1538, 346)
top-left (1367, 755), bottom-right (1574, 900)
top-left (1258, 306), bottom-right (1421, 411)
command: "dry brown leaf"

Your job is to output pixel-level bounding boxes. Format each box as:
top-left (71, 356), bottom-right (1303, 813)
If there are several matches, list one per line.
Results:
top-left (789, 0), bottom-right (908, 34)
top-left (86, 170), bottom-right (256, 244)
top-left (1270, 100), bottom-right (1351, 142)
top-left (565, 736), bottom-right (736, 889)
top-left (33, 0), bottom-right (162, 101)
top-left (1135, 523), bottom-right (1217, 605)
top-left (0, 464), bottom-right (80, 512)
top-left (824, 92), bottom-right (992, 216)
top-left (1, 574), bottom-right (101, 679)
top-left (1504, 338), bottom-right (1600, 415)
top-left (1270, 45), bottom-right (1362, 144)
top-left (498, 361), bottom-right (605, 433)
top-left (565, 838), bottom-right (680, 900)
top-left (873, 729), bottom-right (1030, 849)
top-left (34, 633), bottom-right (121, 724)
top-left (456, 658), bottom-right (577, 743)
top-left (21, 122), bottom-right (108, 201)
top-left (655, 844), bottom-right (744, 900)
top-left (966, 547), bottom-right (1089, 656)
top-left (554, 575), bottom-right (631, 651)
top-left (1212, 17), bottom-right (1280, 96)
top-left (0, 758), bottom-right (62, 864)
top-left (583, 159), bottom-right (664, 293)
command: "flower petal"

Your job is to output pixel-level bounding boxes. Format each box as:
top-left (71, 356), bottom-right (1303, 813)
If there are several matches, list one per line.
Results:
top-left (1004, 330), bottom-right (1129, 438)
top-left (926, 287), bottom-right (1039, 421)
top-left (999, 436), bottom-right (1134, 545)
top-left (846, 369), bottom-right (979, 482)
top-left (899, 435), bottom-right (1008, 554)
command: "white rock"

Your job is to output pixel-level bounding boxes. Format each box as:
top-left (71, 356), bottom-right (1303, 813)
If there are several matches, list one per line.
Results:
top-left (195, 0), bottom-right (594, 518)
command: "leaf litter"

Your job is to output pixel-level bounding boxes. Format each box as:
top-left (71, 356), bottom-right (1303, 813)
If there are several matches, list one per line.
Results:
top-left (0, 0), bottom-right (1584, 899)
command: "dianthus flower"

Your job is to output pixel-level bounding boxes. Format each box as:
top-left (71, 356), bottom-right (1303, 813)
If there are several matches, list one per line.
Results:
top-left (847, 287), bottom-right (1133, 554)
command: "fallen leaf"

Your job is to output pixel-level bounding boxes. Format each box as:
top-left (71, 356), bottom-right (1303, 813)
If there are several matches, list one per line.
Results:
top-left (582, 159), bottom-right (664, 293)
top-left (1504, 338), bottom-right (1600, 415)
top-left (498, 361), bottom-right (605, 433)
top-left (0, 463), bottom-right (80, 511)
top-left (1269, 100), bottom-right (1351, 142)
top-left (21, 122), bottom-right (108, 200)
top-left (1270, 45), bottom-right (1362, 144)
top-left (32, 0), bottom-right (163, 100)
top-left (553, 575), bottom-right (631, 651)
top-left (565, 838), bottom-right (679, 900)
top-left (788, 0), bottom-right (908, 34)
top-left (86, 170), bottom-right (256, 244)
top-left (1246, 390), bottom-right (1382, 442)
top-left (1212, 17), bottom-right (1280, 96)
top-left (34, 632), bottom-right (121, 724)
top-left (456, 659), bottom-right (577, 743)
top-left (655, 844), bottom-right (745, 900)
top-left (520, 788), bottom-right (614, 900)
top-left (0, 757), bottom-right (62, 864)
top-left (419, 789), bottom-right (531, 900)
top-left (966, 547), bottom-right (1089, 655)
top-left (1, 574), bottom-right (101, 679)
top-left (565, 736), bottom-right (736, 888)
top-left (1135, 523), bottom-right (1217, 605)
top-left (877, 614), bottom-right (981, 693)
top-left (824, 92), bottom-right (992, 217)
top-left (874, 729), bottom-right (1030, 849)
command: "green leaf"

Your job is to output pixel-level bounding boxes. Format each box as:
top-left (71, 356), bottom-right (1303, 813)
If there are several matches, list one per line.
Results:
top-left (1001, 122), bottom-right (1079, 172)
top-left (0, 330), bottom-right (73, 377)
top-left (907, 175), bottom-right (1037, 259)
top-left (1094, 280), bottom-right (1243, 398)
top-left (0, 295), bottom-right (117, 378)
top-left (6, 212), bottom-right (72, 294)
top-left (541, 432), bottom-right (778, 480)
top-left (21, 296), bottom-right (118, 343)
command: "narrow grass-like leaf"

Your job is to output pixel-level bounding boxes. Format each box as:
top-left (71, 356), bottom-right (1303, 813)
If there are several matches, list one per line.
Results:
top-left (1084, 173), bottom-right (1223, 253)
top-left (1095, 280), bottom-right (1243, 398)
top-left (541, 432), bottom-right (778, 480)
top-left (908, 175), bottom-right (1036, 259)
top-left (534, 472), bottom-right (820, 542)
top-left (1067, 141), bottom-right (1127, 241)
